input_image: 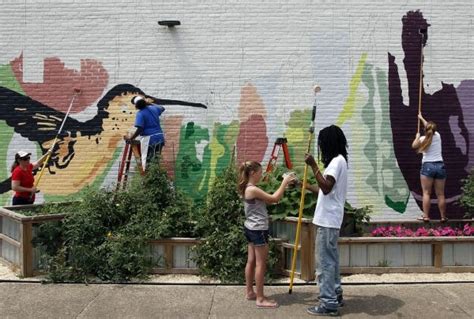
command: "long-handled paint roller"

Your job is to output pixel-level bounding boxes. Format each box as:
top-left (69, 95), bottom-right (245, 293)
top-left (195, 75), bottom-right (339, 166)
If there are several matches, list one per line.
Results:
top-left (289, 84), bottom-right (321, 294)
top-left (33, 88), bottom-right (82, 192)
top-left (417, 28), bottom-right (427, 133)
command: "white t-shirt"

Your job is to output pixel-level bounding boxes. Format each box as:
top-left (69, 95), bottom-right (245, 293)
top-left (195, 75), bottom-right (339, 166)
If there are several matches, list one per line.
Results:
top-left (420, 132), bottom-right (443, 163)
top-left (313, 155), bottom-right (348, 229)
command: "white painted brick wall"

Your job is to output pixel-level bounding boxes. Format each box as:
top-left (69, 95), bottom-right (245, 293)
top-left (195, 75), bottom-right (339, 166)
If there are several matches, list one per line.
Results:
top-left (0, 0), bottom-right (473, 220)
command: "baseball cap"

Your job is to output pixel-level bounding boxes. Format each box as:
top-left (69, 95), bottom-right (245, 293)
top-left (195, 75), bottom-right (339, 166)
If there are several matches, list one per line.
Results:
top-left (16, 151), bottom-right (31, 159)
top-left (131, 96), bottom-right (144, 105)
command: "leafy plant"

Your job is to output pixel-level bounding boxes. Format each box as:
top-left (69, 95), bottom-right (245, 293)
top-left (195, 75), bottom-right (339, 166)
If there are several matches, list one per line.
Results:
top-left (259, 166), bottom-right (317, 219)
top-left (460, 168), bottom-right (474, 218)
top-left (193, 160), bottom-right (279, 283)
top-left (343, 202), bottom-right (372, 235)
top-left (33, 160), bottom-right (197, 282)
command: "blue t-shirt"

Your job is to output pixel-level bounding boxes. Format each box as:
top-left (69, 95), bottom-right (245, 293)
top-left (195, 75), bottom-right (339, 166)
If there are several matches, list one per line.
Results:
top-left (134, 104), bottom-right (165, 145)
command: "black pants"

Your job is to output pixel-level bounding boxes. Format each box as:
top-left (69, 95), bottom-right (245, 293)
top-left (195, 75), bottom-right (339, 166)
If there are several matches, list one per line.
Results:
top-left (12, 196), bottom-right (34, 205)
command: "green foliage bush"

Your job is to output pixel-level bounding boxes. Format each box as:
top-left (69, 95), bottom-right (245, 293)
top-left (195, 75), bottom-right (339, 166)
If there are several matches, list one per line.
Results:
top-left (259, 166), bottom-right (317, 219)
top-left (192, 161), bottom-right (279, 283)
top-left (34, 160), bottom-right (197, 282)
top-left (260, 165), bottom-right (372, 234)
top-left (460, 168), bottom-right (474, 218)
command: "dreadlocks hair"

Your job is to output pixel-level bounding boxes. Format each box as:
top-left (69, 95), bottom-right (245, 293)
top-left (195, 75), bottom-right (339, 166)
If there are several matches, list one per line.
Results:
top-left (317, 125), bottom-right (348, 168)
top-left (237, 161), bottom-right (262, 196)
top-left (417, 121), bottom-right (437, 153)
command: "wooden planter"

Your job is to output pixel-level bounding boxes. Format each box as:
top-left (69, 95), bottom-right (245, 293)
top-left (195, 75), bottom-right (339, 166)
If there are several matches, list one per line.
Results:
top-left (271, 217), bottom-right (316, 281)
top-left (0, 204), bottom-right (203, 277)
top-left (149, 238), bottom-right (201, 274)
top-left (0, 204), bottom-right (66, 277)
top-left (271, 217), bottom-right (474, 280)
top-left (338, 236), bottom-right (474, 273)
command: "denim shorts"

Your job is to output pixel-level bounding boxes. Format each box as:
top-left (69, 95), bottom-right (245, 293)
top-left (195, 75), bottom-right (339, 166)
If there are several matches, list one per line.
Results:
top-left (420, 161), bottom-right (446, 179)
top-left (244, 227), bottom-right (269, 246)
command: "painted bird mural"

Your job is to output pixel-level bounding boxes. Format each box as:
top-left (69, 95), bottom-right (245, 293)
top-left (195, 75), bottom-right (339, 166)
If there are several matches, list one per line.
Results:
top-left (0, 84), bottom-right (207, 196)
top-left (388, 10), bottom-right (472, 218)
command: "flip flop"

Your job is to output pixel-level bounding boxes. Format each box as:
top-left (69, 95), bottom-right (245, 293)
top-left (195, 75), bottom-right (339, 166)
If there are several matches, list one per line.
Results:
top-left (416, 216), bottom-right (430, 222)
top-left (256, 302), bottom-right (279, 309)
top-left (440, 217), bottom-right (449, 223)
top-left (246, 295), bottom-right (256, 301)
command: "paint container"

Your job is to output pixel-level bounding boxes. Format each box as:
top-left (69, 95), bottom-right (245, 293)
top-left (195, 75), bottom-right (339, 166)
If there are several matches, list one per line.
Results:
top-left (282, 172), bottom-right (299, 188)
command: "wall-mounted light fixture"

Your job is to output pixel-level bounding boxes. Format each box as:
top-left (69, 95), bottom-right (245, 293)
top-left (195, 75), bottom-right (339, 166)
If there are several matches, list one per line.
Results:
top-left (158, 20), bottom-right (181, 28)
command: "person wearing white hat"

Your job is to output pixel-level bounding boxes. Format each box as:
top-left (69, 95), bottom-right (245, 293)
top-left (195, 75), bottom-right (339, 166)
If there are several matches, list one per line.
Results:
top-left (10, 149), bottom-right (52, 205)
top-left (125, 96), bottom-right (165, 169)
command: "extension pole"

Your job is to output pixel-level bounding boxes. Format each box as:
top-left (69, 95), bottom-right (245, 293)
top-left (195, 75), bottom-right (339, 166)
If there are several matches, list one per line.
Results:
top-left (34, 88), bottom-right (81, 189)
top-left (417, 31), bottom-right (425, 133)
top-left (289, 85), bottom-right (320, 294)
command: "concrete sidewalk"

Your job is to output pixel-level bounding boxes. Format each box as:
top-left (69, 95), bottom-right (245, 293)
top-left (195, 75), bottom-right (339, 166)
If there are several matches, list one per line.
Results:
top-left (0, 282), bottom-right (473, 318)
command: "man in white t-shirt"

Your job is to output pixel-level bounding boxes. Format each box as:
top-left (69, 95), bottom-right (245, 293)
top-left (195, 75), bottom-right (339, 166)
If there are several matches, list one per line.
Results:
top-left (304, 125), bottom-right (348, 317)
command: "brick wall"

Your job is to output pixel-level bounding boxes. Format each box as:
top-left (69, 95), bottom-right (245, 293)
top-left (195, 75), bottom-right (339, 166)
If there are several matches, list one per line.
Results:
top-left (0, 0), bottom-right (473, 220)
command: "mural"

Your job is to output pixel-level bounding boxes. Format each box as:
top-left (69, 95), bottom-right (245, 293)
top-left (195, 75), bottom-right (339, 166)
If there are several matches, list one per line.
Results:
top-left (0, 54), bottom-right (207, 202)
top-left (0, 10), bottom-right (473, 220)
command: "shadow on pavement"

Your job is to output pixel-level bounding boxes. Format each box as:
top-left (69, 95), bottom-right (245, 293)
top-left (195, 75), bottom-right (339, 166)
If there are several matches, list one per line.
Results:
top-left (269, 291), bottom-right (316, 306)
top-left (341, 294), bottom-right (405, 316)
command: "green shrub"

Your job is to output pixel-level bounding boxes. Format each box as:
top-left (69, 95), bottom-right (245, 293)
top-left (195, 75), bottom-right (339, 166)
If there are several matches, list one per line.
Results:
top-left (259, 166), bottom-right (317, 219)
top-left (193, 161), bottom-right (279, 283)
top-left (460, 168), bottom-right (474, 218)
top-left (34, 160), bottom-right (197, 282)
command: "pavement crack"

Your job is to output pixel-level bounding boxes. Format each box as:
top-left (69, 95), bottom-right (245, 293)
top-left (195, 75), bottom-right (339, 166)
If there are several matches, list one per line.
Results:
top-left (207, 285), bottom-right (217, 319)
top-left (75, 290), bottom-right (102, 319)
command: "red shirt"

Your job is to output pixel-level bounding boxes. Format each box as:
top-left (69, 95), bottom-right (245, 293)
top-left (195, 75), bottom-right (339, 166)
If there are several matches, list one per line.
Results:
top-left (11, 163), bottom-right (35, 200)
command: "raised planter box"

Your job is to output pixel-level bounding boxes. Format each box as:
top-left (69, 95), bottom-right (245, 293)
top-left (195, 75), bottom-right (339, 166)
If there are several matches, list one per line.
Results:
top-left (271, 217), bottom-right (474, 280)
top-left (338, 236), bottom-right (474, 273)
top-left (271, 217), bottom-right (315, 281)
top-left (0, 204), bottom-right (67, 277)
top-left (0, 204), bottom-right (203, 277)
top-left (149, 238), bottom-right (201, 275)
top-left (2, 204), bottom-right (473, 279)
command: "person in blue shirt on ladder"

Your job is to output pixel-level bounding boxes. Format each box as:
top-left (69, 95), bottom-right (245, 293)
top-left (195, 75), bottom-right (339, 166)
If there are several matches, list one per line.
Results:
top-left (125, 96), bottom-right (165, 170)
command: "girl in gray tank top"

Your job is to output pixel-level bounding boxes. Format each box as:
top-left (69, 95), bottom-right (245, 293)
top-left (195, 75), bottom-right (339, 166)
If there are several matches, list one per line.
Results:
top-left (237, 161), bottom-right (295, 309)
top-left (244, 189), bottom-right (269, 230)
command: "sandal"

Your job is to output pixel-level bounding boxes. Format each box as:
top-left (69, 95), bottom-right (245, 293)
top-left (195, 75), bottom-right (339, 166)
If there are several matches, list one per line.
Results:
top-left (417, 216), bottom-right (430, 222)
top-left (256, 299), bottom-right (279, 309)
top-left (440, 217), bottom-right (449, 223)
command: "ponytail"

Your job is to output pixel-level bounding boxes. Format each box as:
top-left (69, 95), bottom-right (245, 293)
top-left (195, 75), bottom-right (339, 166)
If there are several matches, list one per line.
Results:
top-left (417, 121), bottom-right (437, 153)
top-left (10, 155), bottom-right (20, 173)
top-left (237, 161), bottom-right (261, 196)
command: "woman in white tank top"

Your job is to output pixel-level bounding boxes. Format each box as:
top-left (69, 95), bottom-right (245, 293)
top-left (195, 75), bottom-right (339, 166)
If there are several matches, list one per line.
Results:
top-left (411, 113), bottom-right (447, 222)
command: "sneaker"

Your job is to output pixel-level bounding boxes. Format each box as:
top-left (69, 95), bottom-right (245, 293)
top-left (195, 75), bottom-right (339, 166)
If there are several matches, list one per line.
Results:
top-left (307, 305), bottom-right (340, 316)
top-left (317, 295), bottom-right (344, 307)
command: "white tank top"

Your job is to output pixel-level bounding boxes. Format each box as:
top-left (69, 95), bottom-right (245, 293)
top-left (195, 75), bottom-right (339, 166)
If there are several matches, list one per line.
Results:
top-left (420, 132), bottom-right (443, 163)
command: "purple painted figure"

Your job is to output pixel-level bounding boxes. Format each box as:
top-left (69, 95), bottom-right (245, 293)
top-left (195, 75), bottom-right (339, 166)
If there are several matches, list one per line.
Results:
top-left (388, 10), bottom-right (471, 219)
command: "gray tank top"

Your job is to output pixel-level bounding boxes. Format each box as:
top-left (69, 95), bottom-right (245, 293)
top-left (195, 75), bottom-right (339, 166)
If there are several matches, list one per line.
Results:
top-left (243, 185), bottom-right (269, 230)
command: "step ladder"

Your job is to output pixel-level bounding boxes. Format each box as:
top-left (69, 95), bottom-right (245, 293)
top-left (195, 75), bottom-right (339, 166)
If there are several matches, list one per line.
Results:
top-left (117, 140), bottom-right (144, 189)
top-left (265, 137), bottom-right (293, 177)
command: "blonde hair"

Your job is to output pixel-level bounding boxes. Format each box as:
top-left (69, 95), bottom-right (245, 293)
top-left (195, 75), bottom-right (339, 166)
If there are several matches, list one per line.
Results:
top-left (417, 121), bottom-right (437, 153)
top-left (237, 161), bottom-right (262, 196)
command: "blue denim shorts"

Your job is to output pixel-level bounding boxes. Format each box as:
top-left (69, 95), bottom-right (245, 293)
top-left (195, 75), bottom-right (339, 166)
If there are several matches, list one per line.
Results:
top-left (420, 161), bottom-right (446, 179)
top-left (244, 227), bottom-right (269, 246)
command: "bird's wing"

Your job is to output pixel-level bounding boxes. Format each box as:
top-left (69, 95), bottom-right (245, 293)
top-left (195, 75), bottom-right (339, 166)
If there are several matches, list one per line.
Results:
top-left (0, 86), bottom-right (83, 144)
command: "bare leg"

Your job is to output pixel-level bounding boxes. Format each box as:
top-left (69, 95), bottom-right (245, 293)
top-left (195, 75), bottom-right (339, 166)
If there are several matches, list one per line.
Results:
top-left (254, 244), bottom-right (277, 307)
top-left (434, 178), bottom-right (447, 220)
top-left (420, 175), bottom-right (434, 219)
top-left (245, 244), bottom-right (256, 300)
